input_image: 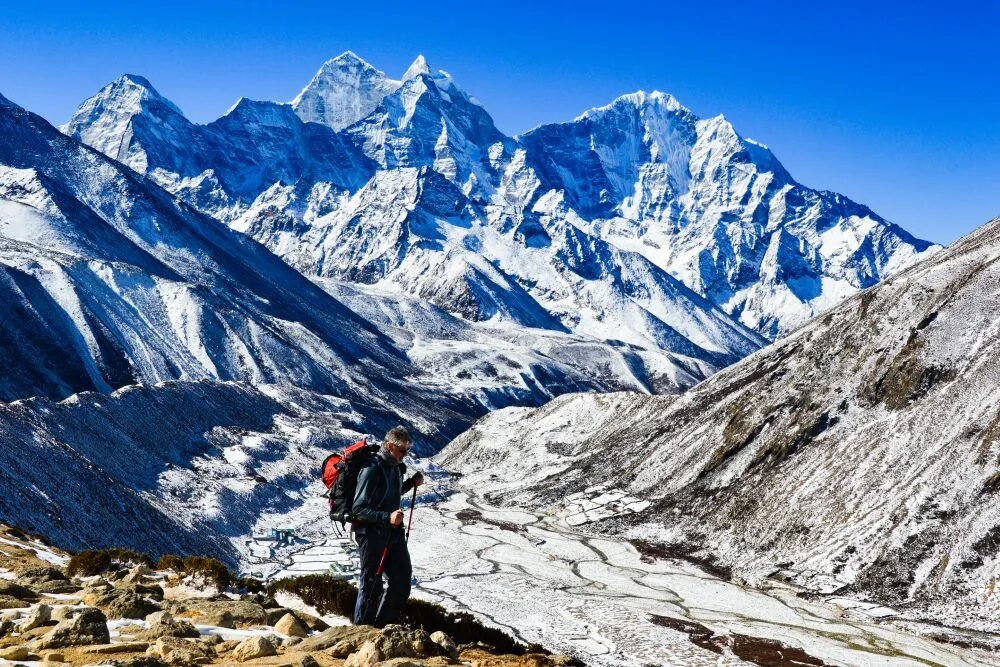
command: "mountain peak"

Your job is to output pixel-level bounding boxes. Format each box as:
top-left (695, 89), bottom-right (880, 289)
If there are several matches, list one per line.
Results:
top-left (291, 52), bottom-right (401, 131)
top-left (577, 90), bottom-right (689, 122)
top-left (403, 54), bottom-right (431, 81)
top-left (87, 74), bottom-right (184, 118)
top-left (322, 50), bottom-right (380, 74)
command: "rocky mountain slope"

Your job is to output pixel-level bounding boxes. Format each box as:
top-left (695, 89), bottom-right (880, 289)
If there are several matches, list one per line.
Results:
top-left (64, 53), bottom-right (935, 341)
top-left (3, 86), bottom-right (732, 447)
top-left (63, 66), bottom-right (766, 377)
top-left (437, 214), bottom-right (1000, 630)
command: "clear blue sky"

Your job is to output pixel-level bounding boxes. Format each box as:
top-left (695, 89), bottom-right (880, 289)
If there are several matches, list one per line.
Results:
top-left (1, 0), bottom-right (997, 245)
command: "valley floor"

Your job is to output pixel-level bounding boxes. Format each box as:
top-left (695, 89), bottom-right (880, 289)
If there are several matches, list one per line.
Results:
top-left (240, 474), bottom-right (1000, 667)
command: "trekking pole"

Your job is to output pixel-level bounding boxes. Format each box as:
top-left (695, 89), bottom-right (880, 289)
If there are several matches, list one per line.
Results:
top-left (406, 486), bottom-right (417, 542)
top-left (375, 543), bottom-right (389, 576)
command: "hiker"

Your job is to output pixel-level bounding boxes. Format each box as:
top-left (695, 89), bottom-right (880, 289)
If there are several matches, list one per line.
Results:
top-left (352, 425), bottom-right (424, 627)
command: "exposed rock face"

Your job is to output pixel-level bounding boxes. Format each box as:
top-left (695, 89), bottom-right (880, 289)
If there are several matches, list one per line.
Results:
top-left (438, 216), bottom-right (1000, 628)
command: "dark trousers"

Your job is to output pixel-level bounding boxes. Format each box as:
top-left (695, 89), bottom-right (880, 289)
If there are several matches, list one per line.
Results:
top-left (353, 525), bottom-right (412, 627)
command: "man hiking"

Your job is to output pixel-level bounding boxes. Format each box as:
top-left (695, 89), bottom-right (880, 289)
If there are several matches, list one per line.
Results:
top-left (352, 425), bottom-right (423, 626)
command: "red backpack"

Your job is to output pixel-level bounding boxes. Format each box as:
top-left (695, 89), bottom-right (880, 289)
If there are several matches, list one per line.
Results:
top-left (321, 439), bottom-right (379, 525)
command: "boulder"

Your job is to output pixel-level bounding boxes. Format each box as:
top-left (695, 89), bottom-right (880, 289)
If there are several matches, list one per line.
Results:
top-left (296, 656), bottom-right (321, 667)
top-left (118, 564), bottom-right (152, 586)
top-left (275, 612), bottom-right (310, 638)
top-left (50, 606), bottom-right (81, 622)
top-left (266, 606), bottom-right (327, 631)
top-left (34, 580), bottom-right (80, 595)
top-left (430, 630), bottom-right (459, 659)
top-left (0, 645), bottom-right (30, 660)
top-left (33, 607), bottom-right (110, 649)
top-left (147, 636), bottom-right (214, 664)
top-left (98, 589), bottom-right (161, 620)
top-left (42, 652), bottom-right (65, 664)
top-left (18, 603), bottom-right (52, 631)
top-left (343, 626), bottom-right (449, 667)
top-left (294, 624), bottom-right (378, 653)
top-left (0, 618), bottom-right (15, 637)
top-left (16, 567), bottom-right (67, 584)
top-left (230, 635), bottom-right (277, 662)
top-left (283, 636), bottom-right (303, 648)
top-left (80, 583), bottom-right (114, 606)
top-left (169, 600), bottom-right (266, 628)
top-left (0, 580), bottom-right (38, 601)
top-left (139, 611), bottom-right (200, 640)
top-left (0, 595), bottom-right (25, 609)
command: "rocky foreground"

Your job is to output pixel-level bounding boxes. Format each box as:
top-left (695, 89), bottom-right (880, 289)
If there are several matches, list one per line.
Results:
top-left (0, 525), bottom-right (577, 667)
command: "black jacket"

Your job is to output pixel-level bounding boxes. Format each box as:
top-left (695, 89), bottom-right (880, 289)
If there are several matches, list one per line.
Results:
top-left (352, 453), bottom-right (417, 526)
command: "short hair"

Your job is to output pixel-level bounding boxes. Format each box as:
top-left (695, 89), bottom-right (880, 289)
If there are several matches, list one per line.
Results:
top-left (385, 425), bottom-right (411, 447)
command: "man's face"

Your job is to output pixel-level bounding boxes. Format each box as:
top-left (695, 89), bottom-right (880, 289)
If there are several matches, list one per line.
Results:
top-left (388, 440), bottom-right (410, 463)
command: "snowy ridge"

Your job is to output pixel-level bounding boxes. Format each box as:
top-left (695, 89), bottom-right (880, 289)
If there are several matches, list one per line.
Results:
top-left (61, 56), bottom-right (764, 384)
top-left (63, 54), bottom-right (935, 345)
top-left (438, 214), bottom-right (1000, 630)
top-left (522, 90), bottom-right (939, 337)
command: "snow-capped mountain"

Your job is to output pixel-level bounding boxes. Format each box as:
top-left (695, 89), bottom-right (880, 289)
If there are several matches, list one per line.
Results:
top-left (63, 53), bottom-right (935, 343)
top-left (5, 88), bottom-right (743, 438)
top-left (60, 57), bottom-right (770, 377)
top-left (291, 50), bottom-right (405, 132)
top-left (0, 90), bottom-right (412, 404)
top-left (521, 91), bottom-right (938, 337)
top-left (438, 213), bottom-right (1000, 630)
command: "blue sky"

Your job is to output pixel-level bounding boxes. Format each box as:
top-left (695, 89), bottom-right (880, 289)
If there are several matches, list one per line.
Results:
top-left (1, 0), bottom-right (996, 244)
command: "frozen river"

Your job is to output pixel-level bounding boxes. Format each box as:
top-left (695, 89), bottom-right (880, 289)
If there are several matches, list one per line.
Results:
top-left (247, 482), bottom-right (1000, 667)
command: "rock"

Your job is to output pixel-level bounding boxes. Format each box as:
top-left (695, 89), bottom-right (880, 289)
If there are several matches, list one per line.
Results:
top-left (50, 606), bottom-right (80, 622)
top-left (200, 609), bottom-right (234, 629)
top-left (80, 583), bottom-right (114, 606)
top-left (18, 603), bottom-right (52, 631)
top-left (16, 567), bottom-right (68, 585)
top-left (230, 635), bottom-right (277, 662)
top-left (139, 611), bottom-right (200, 640)
top-left (283, 636), bottom-right (303, 648)
top-left (275, 612), bottom-right (310, 638)
top-left (137, 583), bottom-right (166, 602)
top-left (34, 580), bottom-right (80, 595)
top-left (0, 645), bottom-right (30, 660)
top-left (294, 624), bottom-right (378, 652)
top-left (92, 587), bottom-right (161, 620)
top-left (0, 595), bottom-right (25, 609)
top-left (17, 568), bottom-right (73, 595)
top-left (215, 639), bottom-right (241, 654)
top-left (296, 656), bottom-right (321, 667)
top-left (34, 607), bottom-right (110, 649)
top-left (169, 600), bottom-right (265, 628)
top-left (0, 580), bottom-right (38, 601)
top-left (0, 618), bottom-right (15, 637)
top-left (266, 606), bottom-right (327, 631)
top-left (344, 625), bottom-right (443, 667)
top-left (343, 640), bottom-right (382, 667)
top-left (118, 564), bottom-right (152, 585)
top-left (42, 652), bottom-right (65, 664)
top-left (430, 630), bottom-right (459, 659)
top-left (147, 637), bottom-right (214, 664)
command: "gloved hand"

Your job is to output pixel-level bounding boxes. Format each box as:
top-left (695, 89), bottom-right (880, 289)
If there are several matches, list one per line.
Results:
top-left (410, 472), bottom-right (424, 488)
